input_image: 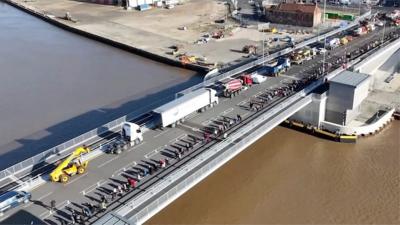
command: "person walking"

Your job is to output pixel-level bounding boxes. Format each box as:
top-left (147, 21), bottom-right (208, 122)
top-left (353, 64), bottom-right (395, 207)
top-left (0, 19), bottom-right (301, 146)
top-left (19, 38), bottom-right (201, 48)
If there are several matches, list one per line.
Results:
top-left (70, 213), bottom-right (76, 225)
top-left (111, 188), bottom-right (117, 201)
top-left (128, 177), bottom-right (137, 188)
top-left (50, 200), bottom-right (56, 214)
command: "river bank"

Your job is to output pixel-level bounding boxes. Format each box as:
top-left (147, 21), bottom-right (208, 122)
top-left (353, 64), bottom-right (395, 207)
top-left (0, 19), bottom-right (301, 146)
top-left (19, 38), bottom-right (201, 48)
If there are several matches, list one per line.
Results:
top-left (2, 0), bottom-right (209, 72)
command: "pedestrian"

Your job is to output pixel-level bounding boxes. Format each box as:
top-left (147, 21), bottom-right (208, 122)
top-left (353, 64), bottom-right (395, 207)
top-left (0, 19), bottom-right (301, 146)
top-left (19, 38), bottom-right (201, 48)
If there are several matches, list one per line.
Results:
top-left (149, 166), bottom-right (153, 175)
top-left (189, 142), bottom-right (193, 150)
top-left (137, 172), bottom-right (142, 180)
top-left (128, 177), bottom-right (137, 188)
top-left (100, 201), bottom-right (107, 212)
top-left (237, 114), bottom-right (241, 122)
top-left (185, 143), bottom-right (190, 152)
top-left (159, 159), bottom-right (165, 168)
top-left (70, 213), bottom-right (76, 225)
top-left (118, 185), bottom-right (124, 196)
top-left (111, 188), bottom-right (117, 201)
top-left (165, 158), bottom-right (170, 166)
top-left (50, 200), bottom-right (56, 213)
top-left (123, 182), bottom-right (128, 192)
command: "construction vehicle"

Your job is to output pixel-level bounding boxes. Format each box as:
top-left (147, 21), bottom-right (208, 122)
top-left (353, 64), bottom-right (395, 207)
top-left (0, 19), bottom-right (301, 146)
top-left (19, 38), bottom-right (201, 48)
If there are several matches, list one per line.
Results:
top-left (220, 78), bottom-right (243, 98)
top-left (340, 37), bottom-right (349, 45)
top-left (179, 55), bottom-right (197, 64)
top-left (291, 52), bottom-right (304, 65)
top-left (260, 58), bottom-right (290, 76)
top-left (242, 45), bottom-right (257, 54)
top-left (50, 146), bottom-right (91, 183)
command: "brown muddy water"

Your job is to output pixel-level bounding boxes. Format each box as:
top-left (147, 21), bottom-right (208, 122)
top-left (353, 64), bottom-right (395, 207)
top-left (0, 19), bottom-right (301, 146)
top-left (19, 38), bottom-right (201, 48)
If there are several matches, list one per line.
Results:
top-left (148, 122), bottom-right (400, 224)
top-left (0, 2), bottom-right (200, 169)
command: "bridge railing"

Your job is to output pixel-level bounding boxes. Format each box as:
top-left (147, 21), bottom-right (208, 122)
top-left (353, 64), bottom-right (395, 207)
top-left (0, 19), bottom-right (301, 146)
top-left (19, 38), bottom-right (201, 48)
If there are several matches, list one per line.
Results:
top-left (0, 95), bottom-right (174, 184)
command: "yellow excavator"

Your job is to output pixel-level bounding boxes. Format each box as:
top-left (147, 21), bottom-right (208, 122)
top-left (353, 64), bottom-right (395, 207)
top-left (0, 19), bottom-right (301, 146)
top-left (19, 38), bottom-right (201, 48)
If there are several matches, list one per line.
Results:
top-left (50, 146), bottom-right (90, 183)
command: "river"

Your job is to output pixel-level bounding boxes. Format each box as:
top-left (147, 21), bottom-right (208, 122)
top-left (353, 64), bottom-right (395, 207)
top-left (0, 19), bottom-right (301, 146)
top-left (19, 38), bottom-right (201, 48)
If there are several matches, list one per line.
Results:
top-left (148, 122), bottom-right (400, 224)
top-left (0, 2), bottom-right (200, 169)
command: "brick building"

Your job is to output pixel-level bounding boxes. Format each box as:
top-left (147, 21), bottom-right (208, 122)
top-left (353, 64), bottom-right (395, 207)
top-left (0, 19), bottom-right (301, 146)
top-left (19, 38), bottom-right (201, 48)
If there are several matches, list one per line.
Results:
top-left (265, 3), bottom-right (322, 27)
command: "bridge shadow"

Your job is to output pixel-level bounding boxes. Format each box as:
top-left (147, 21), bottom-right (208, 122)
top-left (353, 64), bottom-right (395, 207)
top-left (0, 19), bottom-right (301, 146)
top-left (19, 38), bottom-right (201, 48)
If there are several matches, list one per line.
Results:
top-left (0, 74), bottom-right (202, 176)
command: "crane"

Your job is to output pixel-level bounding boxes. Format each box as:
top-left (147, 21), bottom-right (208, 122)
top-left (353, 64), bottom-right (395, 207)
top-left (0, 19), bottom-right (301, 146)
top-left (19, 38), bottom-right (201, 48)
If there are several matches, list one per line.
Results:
top-left (50, 146), bottom-right (90, 183)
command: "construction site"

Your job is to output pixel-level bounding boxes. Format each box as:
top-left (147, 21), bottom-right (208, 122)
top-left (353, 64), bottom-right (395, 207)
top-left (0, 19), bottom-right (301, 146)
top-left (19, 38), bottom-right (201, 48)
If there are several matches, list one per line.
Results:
top-left (6, 0), bottom-right (357, 70)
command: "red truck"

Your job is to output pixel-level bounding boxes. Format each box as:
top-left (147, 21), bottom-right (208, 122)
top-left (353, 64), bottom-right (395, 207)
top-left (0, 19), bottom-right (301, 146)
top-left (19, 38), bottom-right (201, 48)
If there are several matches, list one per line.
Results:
top-left (219, 74), bottom-right (253, 98)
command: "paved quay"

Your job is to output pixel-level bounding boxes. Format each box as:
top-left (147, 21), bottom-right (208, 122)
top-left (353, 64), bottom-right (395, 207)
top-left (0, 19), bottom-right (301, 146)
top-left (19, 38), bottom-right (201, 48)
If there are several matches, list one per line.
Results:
top-left (1, 24), bottom-right (398, 225)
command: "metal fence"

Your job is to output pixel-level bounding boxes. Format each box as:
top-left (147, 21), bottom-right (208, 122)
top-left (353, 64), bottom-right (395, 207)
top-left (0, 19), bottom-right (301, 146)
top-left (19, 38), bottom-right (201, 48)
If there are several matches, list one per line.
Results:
top-left (0, 94), bottom-right (175, 183)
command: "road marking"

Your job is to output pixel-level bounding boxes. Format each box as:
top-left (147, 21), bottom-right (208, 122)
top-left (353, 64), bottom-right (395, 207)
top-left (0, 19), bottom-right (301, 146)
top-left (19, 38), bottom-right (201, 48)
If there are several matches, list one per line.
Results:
top-left (66, 172), bottom-right (89, 186)
top-left (221, 107), bottom-right (234, 115)
top-left (153, 129), bottom-right (170, 138)
top-left (168, 133), bottom-right (188, 144)
top-left (242, 112), bottom-right (250, 117)
top-left (80, 179), bottom-right (106, 195)
top-left (237, 100), bottom-right (247, 106)
top-left (128, 141), bottom-right (146, 152)
top-left (97, 156), bottom-right (120, 168)
top-left (40, 200), bottom-right (70, 219)
top-left (113, 161), bottom-right (137, 177)
top-left (23, 191), bottom-right (54, 209)
top-left (179, 123), bottom-right (200, 132)
top-left (145, 148), bottom-right (160, 159)
top-left (201, 120), bottom-right (211, 126)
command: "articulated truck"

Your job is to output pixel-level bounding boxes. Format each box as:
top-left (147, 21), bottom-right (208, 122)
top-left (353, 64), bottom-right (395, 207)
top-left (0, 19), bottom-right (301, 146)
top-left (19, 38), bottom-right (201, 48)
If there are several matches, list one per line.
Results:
top-left (153, 88), bottom-right (218, 128)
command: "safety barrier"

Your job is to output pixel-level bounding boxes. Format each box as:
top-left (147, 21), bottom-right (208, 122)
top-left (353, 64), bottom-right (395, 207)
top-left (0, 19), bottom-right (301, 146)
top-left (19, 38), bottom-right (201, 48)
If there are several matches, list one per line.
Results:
top-left (0, 95), bottom-right (175, 184)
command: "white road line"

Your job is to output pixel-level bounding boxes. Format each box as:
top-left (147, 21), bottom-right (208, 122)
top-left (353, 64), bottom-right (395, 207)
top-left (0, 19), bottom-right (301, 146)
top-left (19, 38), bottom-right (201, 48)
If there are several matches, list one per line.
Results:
top-left (179, 123), bottom-right (199, 132)
top-left (65, 173), bottom-right (89, 186)
top-left (127, 141), bottom-right (146, 152)
top-left (221, 107), bottom-right (234, 115)
top-left (201, 120), bottom-right (211, 126)
top-left (113, 161), bottom-right (137, 177)
top-left (23, 191), bottom-right (54, 208)
top-left (153, 129), bottom-right (170, 138)
top-left (97, 156), bottom-right (120, 168)
top-left (40, 200), bottom-right (70, 219)
top-left (242, 112), bottom-right (250, 117)
top-left (80, 179), bottom-right (106, 195)
top-left (145, 149), bottom-right (159, 159)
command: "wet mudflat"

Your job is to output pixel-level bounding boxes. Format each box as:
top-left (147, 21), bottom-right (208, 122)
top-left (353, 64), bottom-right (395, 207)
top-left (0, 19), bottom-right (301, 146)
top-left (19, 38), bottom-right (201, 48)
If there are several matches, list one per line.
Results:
top-left (148, 122), bottom-right (400, 224)
top-left (0, 2), bottom-right (201, 169)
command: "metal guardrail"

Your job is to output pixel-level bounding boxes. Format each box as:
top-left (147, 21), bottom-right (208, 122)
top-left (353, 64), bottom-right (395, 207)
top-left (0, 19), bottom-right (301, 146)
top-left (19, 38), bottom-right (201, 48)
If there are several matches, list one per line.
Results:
top-left (0, 95), bottom-right (175, 183)
top-left (177, 11), bottom-right (372, 96)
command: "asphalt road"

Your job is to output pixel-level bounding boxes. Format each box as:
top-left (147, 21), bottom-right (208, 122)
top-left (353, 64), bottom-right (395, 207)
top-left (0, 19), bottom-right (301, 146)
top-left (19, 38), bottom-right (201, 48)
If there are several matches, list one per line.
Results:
top-left (1, 25), bottom-right (398, 225)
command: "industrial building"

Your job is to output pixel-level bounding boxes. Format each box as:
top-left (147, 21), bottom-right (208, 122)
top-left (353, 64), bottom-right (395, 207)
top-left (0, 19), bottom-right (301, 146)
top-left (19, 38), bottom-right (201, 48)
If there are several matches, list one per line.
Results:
top-left (325, 71), bottom-right (371, 125)
top-left (290, 70), bottom-right (371, 127)
top-left (264, 3), bottom-right (322, 27)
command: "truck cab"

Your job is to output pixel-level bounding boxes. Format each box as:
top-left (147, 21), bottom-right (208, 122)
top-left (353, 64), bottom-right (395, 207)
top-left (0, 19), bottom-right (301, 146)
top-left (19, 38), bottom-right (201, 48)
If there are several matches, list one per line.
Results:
top-left (122, 122), bottom-right (143, 146)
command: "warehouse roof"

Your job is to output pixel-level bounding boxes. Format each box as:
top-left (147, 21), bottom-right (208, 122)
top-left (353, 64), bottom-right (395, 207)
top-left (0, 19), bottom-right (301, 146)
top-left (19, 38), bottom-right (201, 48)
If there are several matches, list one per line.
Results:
top-left (268, 3), bottom-right (320, 14)
top-left (330, 71), bottom-right (370, 87)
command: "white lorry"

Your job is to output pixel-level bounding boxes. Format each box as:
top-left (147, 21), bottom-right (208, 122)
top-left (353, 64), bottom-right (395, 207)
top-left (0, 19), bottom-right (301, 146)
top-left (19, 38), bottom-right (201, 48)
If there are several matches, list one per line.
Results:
top-left (153, 88), bottom-right (218, 128)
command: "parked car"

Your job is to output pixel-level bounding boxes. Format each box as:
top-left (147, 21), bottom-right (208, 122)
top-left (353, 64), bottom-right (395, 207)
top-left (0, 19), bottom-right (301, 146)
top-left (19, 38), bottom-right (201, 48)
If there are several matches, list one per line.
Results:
top-left (251, 73), bottom-right (267, 84)
top-left (0, 191), bottom-right (31, 214)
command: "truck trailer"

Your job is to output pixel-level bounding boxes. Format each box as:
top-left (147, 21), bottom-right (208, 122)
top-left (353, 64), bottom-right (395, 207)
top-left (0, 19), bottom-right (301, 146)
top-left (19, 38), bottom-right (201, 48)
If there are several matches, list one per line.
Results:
top-left (153, 88), bottom-right (218, 128)
top-left (260, 58), bottom-right (290, 75)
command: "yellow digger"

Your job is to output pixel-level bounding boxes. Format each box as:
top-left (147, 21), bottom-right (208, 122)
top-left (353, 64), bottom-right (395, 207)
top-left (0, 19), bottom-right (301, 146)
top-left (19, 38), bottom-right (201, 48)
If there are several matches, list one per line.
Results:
top-left (50, 146), bottom-right (90, 183)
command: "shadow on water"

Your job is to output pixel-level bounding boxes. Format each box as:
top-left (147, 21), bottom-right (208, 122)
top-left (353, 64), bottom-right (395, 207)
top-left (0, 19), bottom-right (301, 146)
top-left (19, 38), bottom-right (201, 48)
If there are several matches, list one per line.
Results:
top-left (0, 74), bottom-right (203, 172)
